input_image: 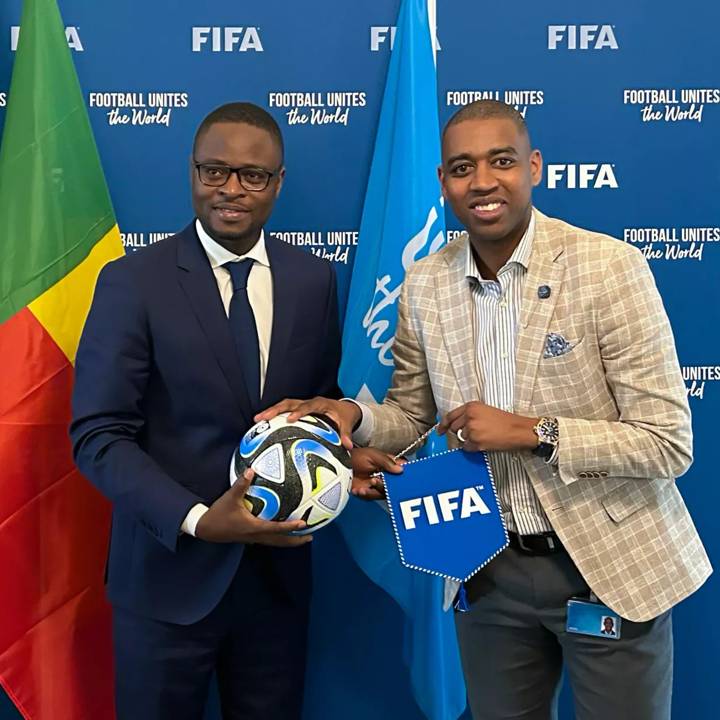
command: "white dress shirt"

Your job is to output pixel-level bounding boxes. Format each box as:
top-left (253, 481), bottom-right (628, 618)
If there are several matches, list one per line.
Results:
top-left (352, 213), bottom-right (556, 535)
top-left (181, 220), bottom-right (274, 536)
top-left (462, 214), bottom-right (553, 534)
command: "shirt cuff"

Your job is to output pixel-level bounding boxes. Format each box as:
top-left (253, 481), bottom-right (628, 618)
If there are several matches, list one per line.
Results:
top-left (340, 398), bottom-right (375, 446)
top-left (545, 442), bottom-right (559, 466)
top-left (181, 503), bottom-right (210, 537)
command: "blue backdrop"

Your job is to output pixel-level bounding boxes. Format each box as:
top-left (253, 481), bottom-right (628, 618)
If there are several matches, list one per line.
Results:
top-left (1, 0), bottom-right (718, 717)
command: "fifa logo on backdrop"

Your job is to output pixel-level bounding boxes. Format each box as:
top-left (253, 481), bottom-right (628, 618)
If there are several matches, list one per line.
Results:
top-left (547, 25), bottom-right (618, 50)
top-left (192, 27), bottom-right (263, 52)
top-left (11, 25), bottom-right (83, 52)
top-left (546, 164), bottom-right (618, 189)
top-left (399, 487), bottom-right (491, 531)
top-left (370, 26), bottom-right (441, 51)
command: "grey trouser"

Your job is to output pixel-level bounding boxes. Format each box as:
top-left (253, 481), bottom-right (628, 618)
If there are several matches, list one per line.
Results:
top-left (455, 546), bottom-right (672, 720)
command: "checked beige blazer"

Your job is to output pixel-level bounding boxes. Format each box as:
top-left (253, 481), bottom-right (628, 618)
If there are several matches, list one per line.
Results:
top-left (366, 208), bottom-right (711, 621)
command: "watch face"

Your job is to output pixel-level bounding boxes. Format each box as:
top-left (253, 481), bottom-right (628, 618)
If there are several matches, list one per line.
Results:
top-left (537, 418), bottom-right (559, 444)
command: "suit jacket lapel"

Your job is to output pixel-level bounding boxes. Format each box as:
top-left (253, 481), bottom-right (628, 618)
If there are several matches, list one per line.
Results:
top-left (514, 211), bottom-right (566, 414)
top-left (263, 237), bottom-right (298, 401)
top-left (175, 223), bottom-right (253, 426)
top-left (435, 237), bottom-right (481, 404)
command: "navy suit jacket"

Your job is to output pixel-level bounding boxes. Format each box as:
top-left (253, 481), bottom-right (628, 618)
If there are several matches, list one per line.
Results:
top-left (70, 222), bottom-right (341, 625)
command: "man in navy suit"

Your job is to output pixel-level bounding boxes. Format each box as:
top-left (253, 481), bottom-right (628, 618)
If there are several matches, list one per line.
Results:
top-left (70, 102), bottom-right (342, 720)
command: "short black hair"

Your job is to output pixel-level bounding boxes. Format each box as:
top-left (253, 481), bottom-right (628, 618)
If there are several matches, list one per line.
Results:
top-left (442, 100), bottom-right (529, 144)
top-left (193, 102), bottom-right (284, 160)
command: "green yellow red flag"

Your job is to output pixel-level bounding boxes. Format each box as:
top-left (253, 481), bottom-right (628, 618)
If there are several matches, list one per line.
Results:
top-left (0, 0), bottom-right (123, 717)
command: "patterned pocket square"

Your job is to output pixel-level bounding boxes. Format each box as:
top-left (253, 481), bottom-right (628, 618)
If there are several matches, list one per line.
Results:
top-left (543, 332), bottom-right (575, 358)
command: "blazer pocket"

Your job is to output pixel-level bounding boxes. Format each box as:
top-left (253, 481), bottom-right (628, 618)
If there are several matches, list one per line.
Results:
top-left (536, 337), bottom-right (587, 388)
top-left (601, 482), bottom-right (651, 523)
top-left (542, 334), bottom-right (585, 361)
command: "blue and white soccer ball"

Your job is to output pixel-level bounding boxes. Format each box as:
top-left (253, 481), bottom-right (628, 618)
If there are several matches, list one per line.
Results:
top-left (230, 413), bottom-right (352, 534)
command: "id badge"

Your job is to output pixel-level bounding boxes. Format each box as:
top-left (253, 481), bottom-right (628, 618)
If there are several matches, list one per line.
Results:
top-left (566, 597), bottom-right (621, 640)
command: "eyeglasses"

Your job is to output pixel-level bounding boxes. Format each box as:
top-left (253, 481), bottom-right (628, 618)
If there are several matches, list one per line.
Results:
top-left (194, 163), bottom-right (279, 191)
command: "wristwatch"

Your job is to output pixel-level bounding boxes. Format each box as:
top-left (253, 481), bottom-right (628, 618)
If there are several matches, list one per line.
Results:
top-left (532, 417), bottom-right (559, 460)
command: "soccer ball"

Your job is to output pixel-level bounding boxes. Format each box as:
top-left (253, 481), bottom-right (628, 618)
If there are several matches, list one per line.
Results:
top-left (230, 413), bottom-right (352, 534)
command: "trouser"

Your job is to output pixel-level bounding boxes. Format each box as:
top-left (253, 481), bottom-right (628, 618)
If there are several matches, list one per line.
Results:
top-left (113, 546), bottom-right (309, 720)
top-left (455, 544), bottom-right (672, 720)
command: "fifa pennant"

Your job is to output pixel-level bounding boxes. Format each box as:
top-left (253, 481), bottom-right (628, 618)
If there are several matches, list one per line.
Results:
top-left (383, 450), bottom-right (509, 582)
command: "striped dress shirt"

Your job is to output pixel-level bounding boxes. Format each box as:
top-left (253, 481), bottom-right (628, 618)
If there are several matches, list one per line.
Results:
top-left (464, 214), bottom-right (553, 535)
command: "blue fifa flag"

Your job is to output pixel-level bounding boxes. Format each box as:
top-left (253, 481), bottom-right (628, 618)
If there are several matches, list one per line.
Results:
top-left (331, 0), bottom-right (467, 719)
top-left (339, 0), bottom-right (445, 401)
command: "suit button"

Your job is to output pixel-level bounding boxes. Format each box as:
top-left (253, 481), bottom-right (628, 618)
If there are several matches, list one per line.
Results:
top-left (578, 472), bottom-right (588, 479)
top-left (600, 471), bottom-right (608, 477)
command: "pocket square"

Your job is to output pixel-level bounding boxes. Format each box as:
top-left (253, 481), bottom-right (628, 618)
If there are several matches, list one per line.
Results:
top-left (543, 332), bottom-right (574, 358)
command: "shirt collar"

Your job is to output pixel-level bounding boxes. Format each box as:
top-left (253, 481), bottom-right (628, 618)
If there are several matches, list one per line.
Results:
top-left (195, 218), bottom-right (270, 270)
top-left (464, 210), bottom-right (536, 281)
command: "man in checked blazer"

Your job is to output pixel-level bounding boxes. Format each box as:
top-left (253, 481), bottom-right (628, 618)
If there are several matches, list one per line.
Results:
top-left (261, 100), bottom-right (711, 720)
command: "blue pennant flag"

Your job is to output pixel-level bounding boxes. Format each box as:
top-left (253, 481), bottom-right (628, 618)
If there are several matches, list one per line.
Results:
top-left (314, 1), bottom-right (467, 718)
top-left (384, 450), bottom-right (509, 581)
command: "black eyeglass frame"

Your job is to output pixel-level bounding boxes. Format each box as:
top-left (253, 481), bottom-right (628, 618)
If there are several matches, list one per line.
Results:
top-left (193, 162), bottom-right (280, 192)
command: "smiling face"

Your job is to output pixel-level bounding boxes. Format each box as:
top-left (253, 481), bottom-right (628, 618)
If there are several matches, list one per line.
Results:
top-left (191, 121), bottom-right (284, 255)
top-left (439, 116), bottom-right (542, 251)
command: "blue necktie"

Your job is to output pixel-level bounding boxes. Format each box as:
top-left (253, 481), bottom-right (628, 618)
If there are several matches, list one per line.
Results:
top-left (225, 259), bottom-right (260, 408)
